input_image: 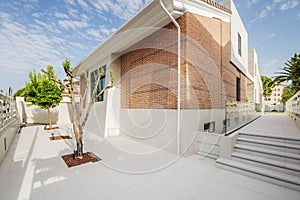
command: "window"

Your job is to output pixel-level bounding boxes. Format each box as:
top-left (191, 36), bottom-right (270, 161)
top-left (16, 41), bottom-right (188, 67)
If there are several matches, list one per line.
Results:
top-left (204, 122), bottom-right (215, 133)
top-left (236, 77), bottom-right (241, 101)
top-left (4, 138), bottom-right (6, 151)
top-left (238, 33), bottom-right (242, 56)
top-left (91, 65), bottom-right (106, 102)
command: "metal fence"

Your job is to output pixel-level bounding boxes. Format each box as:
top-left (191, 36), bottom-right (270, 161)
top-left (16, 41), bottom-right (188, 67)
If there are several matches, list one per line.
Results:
top-left (0, 94), bottom-right (17, 130)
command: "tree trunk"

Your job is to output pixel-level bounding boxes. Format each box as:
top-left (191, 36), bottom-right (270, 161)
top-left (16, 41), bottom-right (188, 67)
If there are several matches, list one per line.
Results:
top-left (76, 137), bottom-right (83, 158)
top-left (73, 123), bottom-right (83, 159)
top-left (48, 104), bottom-right (52, 129)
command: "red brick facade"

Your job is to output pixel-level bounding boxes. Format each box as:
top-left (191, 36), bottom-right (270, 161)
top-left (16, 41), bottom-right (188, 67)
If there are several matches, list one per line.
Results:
top-left (121, 12), bottom-right (247, 110)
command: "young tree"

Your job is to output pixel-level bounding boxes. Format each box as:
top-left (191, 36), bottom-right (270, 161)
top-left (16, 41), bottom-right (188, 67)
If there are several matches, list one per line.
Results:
top-left (24, 66), bottom-right (63, 129)
top-left (261, 76), bottom-right (274, 99)
top-left (13, 87), bottom-right (26, 100)
top-left (59, 58), bottom-right (113, 158)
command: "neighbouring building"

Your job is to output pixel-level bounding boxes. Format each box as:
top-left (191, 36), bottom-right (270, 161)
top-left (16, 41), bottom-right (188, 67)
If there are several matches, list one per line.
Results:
top-left (74, 0), bottom-right (259, 156)
top-left (263, 83), bottom-right (287, 111)
top-left (248, 49), bottom-right (263, 105)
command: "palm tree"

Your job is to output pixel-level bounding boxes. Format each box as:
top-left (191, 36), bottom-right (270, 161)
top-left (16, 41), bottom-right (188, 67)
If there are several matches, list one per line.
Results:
top-left (273, 53), bottom-right (300, 91)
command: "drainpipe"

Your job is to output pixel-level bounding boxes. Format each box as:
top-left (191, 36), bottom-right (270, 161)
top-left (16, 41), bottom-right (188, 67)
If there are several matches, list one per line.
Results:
top-left (159, 0), bottom-right (181, 156)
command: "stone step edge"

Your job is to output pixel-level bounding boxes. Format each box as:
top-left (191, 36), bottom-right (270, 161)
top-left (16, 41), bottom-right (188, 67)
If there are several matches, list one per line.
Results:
top-left (216, 158), bottom-right (300, 186)
top-left (239, 132), bottom-right (300, 142)
top-left (235, 144), bottom-right (300, 160)
top-left (231, 152), bottom-right (300, 172)
top-left (237, 137), bottom-right (300, 150)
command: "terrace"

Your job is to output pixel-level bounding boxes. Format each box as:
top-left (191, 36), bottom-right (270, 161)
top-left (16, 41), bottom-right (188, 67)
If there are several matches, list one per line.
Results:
top-left (0, 91), bottom-right (300, 199)
top-left (0, 115), bottom-right (300, 200)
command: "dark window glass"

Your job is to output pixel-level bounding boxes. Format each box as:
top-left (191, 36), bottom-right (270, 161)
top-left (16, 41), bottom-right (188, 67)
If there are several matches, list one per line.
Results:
top-left (236, 77), bottom-right (241, 101)
top-left (91, 65), bottom-right (106, 102)
top-left (238, 33), bottom-right (242, 56)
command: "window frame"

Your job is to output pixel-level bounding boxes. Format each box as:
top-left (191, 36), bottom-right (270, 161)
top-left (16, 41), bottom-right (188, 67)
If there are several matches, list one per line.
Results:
top-left (236, 77), bottom-right (241, 102)
top-left (238, 33), bottom-right (242, 56)
top-left (90, 65), bottom-right (106, 102)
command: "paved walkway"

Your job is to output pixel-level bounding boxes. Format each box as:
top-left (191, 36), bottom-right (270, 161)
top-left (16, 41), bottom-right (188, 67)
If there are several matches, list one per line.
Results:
top-left (0, 116), bottom-right (300, 200)
top-left (239, 113), bottom-right (300, 138)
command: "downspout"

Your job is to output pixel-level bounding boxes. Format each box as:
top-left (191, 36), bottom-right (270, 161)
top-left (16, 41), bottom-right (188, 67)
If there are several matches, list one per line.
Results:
top-left (159, 0), bottom-right (181, 156)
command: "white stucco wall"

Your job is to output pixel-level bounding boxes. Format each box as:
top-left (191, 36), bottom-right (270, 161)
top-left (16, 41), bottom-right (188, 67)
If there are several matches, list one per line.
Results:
top-left (0, 119), bottom-right (18, 165)
top-left (83, 102), bottom-right (107, 137)
top-left (119, 109), bottom-right (226, 156)
top-left (221, 0), bottom-right (248, 74)
top-left (104, 56), bottom-right (121, 138)
top-left (248, 49), bottom-right (263, 104)
top-left (15, 97), bottom-right (73, 125)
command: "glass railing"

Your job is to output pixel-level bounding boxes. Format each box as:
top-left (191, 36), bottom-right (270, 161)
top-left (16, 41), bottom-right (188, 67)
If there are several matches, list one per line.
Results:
top-left (0, 95), bottom-right (17, 130)
top-left (225, 101), bottom-right (260, 135)
top-left (286, 90), bottom-right (300, 121)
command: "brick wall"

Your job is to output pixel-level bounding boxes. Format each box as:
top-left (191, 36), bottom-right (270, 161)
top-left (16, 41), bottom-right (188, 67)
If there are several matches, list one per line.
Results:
top-left (121, 12), bottom-right (247, 110)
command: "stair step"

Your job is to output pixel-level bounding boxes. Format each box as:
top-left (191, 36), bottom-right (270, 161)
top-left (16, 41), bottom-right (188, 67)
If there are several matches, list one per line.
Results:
top-left (216, 158), bottom-right (300, 191)
top-left (235, 144), bottom-right (300, 164)
top-left (239, 132), bottom-right (300, 144)
top-left (196, 150), bottom-right (219, 159)
top-left (237, 137), bottom-right (300, 153)
top-left (231, 152), bottom-right (300, 175)
top-left (235, 144), bottom-right (300, 160)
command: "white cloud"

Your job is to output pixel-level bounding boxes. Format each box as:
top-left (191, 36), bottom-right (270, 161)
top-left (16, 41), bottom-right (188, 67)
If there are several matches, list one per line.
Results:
top-left (0, 0), bottom-right (149, 90)
top-left (298, 13), bottom-right (300, 18)
top-left (70, 41), bottom-right (86, 49)
top-left (78, 0), bottom-right (89, 10)
top-left (87, 28), bottom-right (102, 39)
top-left (32, 13), bottom-right (41, 17)
top-left (63, 0), bottom-right (76, 6)
top-left (59, 19), bottom-right (89, 31)
top-left (89, 0), bottom-right (145, 20)
top-left (264, 59), bottom-right (279, 68)
top-left (246, 0), bottom-right (258, 9)
top-left (252, 0), bottom-right (299, 21)
top-left (86, 25), bottom-right (117, 41)
top-left (0, 16), bottom-right (61, 72)
top-left (54, 12), bottom-right (69, 19)
top-left (28, 0), bottom-right (39, 3)
top-left (280, 0), bottom-right (299, 10)
top-left (67, 8), bottom-right (79, 18)
top-left (99, 25), bottom-right (112, 35)
top-left (258, 5), bottom-right (273, 18)
top-left (34, 19), bottom-right (54, 30)
top-left (268, 33), bottom-right (276, 37)
top-left (80, 14), bottom-right (89, 22)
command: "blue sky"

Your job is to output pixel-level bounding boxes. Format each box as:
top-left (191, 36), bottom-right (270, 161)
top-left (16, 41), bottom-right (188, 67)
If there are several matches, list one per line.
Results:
top-left (0, 0), bottom-right (299, 94)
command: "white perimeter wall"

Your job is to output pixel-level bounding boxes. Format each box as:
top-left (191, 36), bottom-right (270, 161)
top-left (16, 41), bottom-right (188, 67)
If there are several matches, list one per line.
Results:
top-left (16, 97), bottom-right (73, 125)
top-left (119, 109), bottom-right (225, 156)
top-left (0, 119), bottom-right (19, 165)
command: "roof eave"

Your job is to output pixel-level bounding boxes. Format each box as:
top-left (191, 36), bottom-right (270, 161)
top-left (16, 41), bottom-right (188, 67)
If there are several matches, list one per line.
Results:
top-left (74, 0), bottom-right (185, 76)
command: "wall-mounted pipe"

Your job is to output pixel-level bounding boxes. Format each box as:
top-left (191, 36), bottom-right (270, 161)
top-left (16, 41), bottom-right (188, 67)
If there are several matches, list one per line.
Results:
top-left (159, 0), bottom-right (181, 156)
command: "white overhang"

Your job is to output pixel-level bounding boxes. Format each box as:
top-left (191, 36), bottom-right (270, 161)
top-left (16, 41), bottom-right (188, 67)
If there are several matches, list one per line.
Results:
top-left (74, 0), bottom-right (185, 76)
